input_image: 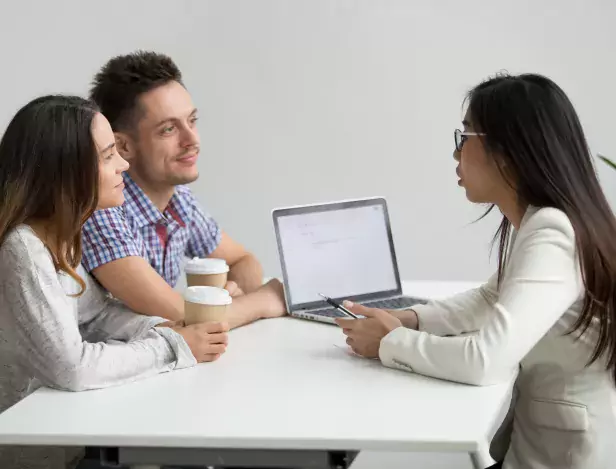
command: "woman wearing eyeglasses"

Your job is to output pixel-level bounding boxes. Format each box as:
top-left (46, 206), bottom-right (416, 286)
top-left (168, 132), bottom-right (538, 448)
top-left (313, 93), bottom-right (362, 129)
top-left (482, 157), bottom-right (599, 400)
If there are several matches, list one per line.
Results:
top-left (336, 73), bottom-right (616, 469)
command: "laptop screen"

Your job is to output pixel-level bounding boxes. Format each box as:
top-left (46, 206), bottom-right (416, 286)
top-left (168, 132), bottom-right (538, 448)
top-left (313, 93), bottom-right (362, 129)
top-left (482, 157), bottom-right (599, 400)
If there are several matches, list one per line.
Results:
top-left (273, 198), bottom-right (401, 309)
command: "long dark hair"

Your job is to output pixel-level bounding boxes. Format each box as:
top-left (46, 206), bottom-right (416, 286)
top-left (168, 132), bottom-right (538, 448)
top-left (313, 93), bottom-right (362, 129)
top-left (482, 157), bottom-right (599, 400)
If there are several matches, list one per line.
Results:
top-left (0, 95), bottom-right (100, 293)
top-left (467, 73), bottom-right (616, 384)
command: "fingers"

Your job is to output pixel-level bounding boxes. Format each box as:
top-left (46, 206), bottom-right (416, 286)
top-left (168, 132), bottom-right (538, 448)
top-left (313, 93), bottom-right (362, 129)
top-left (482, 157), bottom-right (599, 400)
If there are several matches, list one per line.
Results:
top-left (334, 318), bottom-right (356, 328)
top-left (201, 353), bottom-right (221, 362)
top-left (205, 332), bottom-right (228, 345)
top-left (342, 300), bottom-right (381, 318)
top-left (225, 281), bottom-right (244, 297)
top-left (205, 343), bottom-right (227, 355)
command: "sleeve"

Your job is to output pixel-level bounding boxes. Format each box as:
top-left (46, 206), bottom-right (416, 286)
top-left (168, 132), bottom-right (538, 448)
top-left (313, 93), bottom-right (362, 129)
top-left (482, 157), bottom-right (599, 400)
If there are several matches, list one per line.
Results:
top-left (81, 206), bottom-right (143, 272)
top-left (0, 236), bottom-right (196, 393)
top-left (185, 194), bottom-right (222, 258)
top-left (379, 210), bottom-right (581, 386)
top-left (412, 273), bottom-right (499, 336)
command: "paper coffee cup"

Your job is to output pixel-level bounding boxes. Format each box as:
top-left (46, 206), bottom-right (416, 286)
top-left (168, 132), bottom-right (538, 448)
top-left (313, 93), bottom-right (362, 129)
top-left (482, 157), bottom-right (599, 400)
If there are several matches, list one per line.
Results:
top-left (184, 286), bottom-right (232, 325)
top-left (185, 257), bottom-right (229, 288)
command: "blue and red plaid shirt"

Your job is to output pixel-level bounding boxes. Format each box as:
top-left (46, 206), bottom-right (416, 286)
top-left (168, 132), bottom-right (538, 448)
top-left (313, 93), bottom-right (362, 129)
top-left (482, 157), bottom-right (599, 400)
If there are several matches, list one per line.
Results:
top-left (82, 173), bottom-right (221, 287)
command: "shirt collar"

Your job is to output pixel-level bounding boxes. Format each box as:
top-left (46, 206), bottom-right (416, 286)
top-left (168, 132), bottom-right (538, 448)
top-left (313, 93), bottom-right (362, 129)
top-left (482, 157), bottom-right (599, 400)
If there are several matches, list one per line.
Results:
top-left (123, 173), bottom-right (190, 228)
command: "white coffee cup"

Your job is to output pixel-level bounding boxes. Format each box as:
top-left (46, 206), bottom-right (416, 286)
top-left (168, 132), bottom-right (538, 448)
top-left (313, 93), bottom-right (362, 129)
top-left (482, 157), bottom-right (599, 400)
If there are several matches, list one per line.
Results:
top-left (184, 286), bottom-right (232, 325)
top-left (185, 257), bottom-right (229, 288)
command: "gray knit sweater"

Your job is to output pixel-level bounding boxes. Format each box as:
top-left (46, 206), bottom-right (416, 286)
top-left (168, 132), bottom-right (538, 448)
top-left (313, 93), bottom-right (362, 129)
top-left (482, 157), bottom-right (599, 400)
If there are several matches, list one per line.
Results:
top-left (0, 225), bottom-right (197, 468)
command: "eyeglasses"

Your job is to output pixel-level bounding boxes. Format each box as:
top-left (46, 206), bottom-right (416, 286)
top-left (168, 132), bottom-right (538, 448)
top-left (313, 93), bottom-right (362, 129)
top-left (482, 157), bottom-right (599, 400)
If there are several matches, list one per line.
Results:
top-left (454, 129), bottom-right (486, 152)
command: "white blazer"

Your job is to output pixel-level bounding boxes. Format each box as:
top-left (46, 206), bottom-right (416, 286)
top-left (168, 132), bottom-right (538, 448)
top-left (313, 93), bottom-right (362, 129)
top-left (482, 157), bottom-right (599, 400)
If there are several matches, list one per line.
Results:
top-left (379, 206), bottom-right (616, 469)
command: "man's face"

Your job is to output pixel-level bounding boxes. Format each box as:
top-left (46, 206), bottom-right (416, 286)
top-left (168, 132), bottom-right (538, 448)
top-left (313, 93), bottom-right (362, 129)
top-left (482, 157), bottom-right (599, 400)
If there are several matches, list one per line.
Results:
top-left (122, 80), bottom-right (200, 188)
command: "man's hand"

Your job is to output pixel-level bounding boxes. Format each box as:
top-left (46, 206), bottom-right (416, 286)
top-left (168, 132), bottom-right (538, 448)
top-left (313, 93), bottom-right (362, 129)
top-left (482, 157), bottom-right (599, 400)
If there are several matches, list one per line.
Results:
top-left (258, 279), bottom-right (287, 319)
top-left (225, 280), bottom-right (245, 298)
top-left (175, 321), bottom-right (229, 362)
top-left (334, 301), bottom-right (402, 358)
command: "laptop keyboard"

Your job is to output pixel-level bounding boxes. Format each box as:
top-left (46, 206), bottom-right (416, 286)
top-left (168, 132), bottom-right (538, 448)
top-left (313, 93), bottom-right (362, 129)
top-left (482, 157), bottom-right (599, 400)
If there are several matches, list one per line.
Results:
top-left (307, 296), bottom-right (426, 318)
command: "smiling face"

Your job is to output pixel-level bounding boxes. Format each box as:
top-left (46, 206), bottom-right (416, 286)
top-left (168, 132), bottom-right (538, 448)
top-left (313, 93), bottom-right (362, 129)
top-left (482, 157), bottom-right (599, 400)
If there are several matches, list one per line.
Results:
top-left (91, 112), bottom-right (129, 209)
top-left (116, 80), bottom-right (200, 190)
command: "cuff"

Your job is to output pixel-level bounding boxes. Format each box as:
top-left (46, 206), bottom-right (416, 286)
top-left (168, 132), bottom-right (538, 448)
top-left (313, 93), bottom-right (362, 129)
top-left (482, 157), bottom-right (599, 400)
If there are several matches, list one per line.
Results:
top-left (155, 327), bottom-right (198, 370)
top-left (412, 303), bottom-right (446, 333)
top-left (379, 326), bottom-right (422, 373)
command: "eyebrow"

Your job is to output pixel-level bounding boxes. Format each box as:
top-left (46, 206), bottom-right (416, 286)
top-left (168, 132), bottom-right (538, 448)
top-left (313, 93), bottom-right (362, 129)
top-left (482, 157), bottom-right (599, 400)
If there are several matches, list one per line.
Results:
top-left (462, 119), bottom-right (470, 127)
top-left (154, 108), bottom-right (198, 128)
top-left (101, 142), bottom-right (115, 153)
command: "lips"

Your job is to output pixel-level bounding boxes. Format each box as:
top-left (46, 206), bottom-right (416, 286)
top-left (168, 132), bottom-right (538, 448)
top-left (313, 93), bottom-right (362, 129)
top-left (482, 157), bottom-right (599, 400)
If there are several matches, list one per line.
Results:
top-left (177, 152), bottom-right (198, 164)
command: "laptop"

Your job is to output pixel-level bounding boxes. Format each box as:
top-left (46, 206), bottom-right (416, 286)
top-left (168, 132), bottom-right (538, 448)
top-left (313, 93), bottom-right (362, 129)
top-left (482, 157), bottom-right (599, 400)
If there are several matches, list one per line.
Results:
top-left (272, 197), bottom-right (427, 324)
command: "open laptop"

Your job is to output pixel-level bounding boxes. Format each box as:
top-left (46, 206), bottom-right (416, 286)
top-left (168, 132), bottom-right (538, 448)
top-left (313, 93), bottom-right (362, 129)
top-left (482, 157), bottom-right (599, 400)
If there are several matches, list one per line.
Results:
top-left (272, 197), bottom-right (427, 324)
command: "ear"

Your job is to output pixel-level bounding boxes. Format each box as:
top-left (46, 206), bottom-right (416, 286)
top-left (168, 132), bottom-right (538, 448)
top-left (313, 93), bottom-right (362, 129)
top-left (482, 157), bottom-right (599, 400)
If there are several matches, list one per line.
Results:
top-left (114, 132), bottom-right (134, 162)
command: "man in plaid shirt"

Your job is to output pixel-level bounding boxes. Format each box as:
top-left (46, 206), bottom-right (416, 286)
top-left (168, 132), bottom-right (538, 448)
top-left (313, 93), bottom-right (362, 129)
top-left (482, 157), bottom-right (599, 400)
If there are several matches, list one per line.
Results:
top-left (82, 51), bottom-right (286, 327)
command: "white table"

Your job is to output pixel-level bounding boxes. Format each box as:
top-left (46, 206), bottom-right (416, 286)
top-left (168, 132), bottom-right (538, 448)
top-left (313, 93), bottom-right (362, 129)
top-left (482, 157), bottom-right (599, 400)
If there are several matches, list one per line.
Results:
top-left (0, 281), bottom-right (512, 469)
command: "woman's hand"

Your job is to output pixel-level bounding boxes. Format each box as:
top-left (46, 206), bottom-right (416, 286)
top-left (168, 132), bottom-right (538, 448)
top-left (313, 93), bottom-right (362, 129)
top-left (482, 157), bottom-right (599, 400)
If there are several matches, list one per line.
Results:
top-left (334, 301), bottom-right (403, 358)
top-left (175, 321), bottom-right (229, 363)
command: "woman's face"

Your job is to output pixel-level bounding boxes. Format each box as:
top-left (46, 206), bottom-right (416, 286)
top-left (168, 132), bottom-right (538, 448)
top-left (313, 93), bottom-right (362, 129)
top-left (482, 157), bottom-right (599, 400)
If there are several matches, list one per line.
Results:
top-left (453, 114), bottom-right (508, 204)
top-left (91, 113), bottom-right (129, 209)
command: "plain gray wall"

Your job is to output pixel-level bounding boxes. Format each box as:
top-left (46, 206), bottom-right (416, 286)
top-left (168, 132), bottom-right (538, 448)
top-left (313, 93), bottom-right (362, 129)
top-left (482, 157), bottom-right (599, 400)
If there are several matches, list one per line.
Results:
top-left (1, 0), bottom-right (615, 284)
top-left (1, 0), bottom-right (614, 284)
top-left (1, 2), bottom-right (614, 467)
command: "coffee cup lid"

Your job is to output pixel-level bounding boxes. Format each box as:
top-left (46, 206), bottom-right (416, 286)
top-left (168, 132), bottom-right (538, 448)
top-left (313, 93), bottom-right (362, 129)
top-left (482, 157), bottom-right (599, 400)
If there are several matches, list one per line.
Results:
top-left (185, 257), bottom-right (229, 275)
top-left (184, 286), bottom-right (232, 305)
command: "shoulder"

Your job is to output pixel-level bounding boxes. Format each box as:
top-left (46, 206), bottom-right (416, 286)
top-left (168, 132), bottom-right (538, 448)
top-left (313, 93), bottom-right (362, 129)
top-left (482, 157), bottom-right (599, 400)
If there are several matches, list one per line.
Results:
top-left (514, 207), bottom-right (576, 258)
top-left (83, 206), bottom-right (136, 239)
top-left (175, 185), bottom-right (197, 205)
top-left (520, 207), bottom-right (574, 240)
top-left (0, 225), bottom-right (56, 279)
top-left (85, 205), bottom-right (128, 226)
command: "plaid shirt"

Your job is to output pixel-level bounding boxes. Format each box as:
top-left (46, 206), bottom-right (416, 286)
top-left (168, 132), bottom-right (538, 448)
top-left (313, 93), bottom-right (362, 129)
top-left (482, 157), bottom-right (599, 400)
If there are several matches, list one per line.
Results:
top-left (82, 173), bottom-right (221, 287)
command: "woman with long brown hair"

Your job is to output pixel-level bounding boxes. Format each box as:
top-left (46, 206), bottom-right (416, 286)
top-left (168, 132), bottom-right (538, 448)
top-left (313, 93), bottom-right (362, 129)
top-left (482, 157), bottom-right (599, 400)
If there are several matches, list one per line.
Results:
top-left (0, 95), bottom-right (228, 469)
top-left (336, 74), bottom-right (616, 469)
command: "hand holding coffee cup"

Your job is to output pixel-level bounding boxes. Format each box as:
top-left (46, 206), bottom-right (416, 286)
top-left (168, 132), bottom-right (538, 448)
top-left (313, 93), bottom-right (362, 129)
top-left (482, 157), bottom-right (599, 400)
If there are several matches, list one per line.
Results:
top-left (176, 321), bottom-right (229, 363)
top-left (184, 285), bottom-right (232, 325)
top-left (185, 257), bottom-right (229, 288)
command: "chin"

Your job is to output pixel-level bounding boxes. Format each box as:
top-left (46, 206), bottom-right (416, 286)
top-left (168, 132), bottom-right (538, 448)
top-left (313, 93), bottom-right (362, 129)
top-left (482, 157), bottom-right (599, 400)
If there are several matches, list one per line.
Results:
top-left (96, 195), bottom-right (125, 210)
top-left (170, 171), bottom-right (199, 186)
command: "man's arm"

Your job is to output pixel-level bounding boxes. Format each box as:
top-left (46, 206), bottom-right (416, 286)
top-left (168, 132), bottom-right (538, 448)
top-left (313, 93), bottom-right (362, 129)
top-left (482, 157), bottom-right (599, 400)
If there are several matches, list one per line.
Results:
top-left (93, 257), bottom-right (285, 328)
top-left (92, 257), bottom-right (185, 321)
top-left (208, 232), bottom-right (263, 293)
top-left (183, 193), bottom-right (263, 293)
top-left (82, 208), bottom-right (186, 321)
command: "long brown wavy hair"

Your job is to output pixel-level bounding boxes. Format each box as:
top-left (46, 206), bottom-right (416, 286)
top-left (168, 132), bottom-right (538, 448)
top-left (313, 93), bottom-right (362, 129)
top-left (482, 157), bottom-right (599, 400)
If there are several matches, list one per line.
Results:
top-left (0, 95), bottom-right (100, 294)
top-left (468, 74), bottom-right (616, 385)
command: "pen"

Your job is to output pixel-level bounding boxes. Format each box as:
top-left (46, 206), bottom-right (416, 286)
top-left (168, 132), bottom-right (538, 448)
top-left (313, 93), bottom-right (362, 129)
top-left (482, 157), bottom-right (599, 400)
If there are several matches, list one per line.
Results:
top-left (318, 293), bottom-right (359, 319)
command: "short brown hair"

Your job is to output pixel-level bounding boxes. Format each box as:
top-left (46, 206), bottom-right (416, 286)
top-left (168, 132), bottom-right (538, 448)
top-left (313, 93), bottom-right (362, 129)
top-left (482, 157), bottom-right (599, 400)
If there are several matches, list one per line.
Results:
top-left (89, 50), bottom-right (183, 131)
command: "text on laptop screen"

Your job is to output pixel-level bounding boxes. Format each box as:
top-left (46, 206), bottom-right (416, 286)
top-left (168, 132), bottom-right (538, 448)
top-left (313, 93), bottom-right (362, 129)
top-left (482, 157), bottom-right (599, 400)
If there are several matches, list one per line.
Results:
top-left (277, 204), bottom-right (398, 305)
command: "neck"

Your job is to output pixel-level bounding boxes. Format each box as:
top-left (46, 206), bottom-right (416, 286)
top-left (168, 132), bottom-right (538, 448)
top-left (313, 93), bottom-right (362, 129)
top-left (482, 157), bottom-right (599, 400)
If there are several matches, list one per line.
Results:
top-left (128, 170), bottom-right (174, 212)
top-left (496, 192), bottom-right (527, 230)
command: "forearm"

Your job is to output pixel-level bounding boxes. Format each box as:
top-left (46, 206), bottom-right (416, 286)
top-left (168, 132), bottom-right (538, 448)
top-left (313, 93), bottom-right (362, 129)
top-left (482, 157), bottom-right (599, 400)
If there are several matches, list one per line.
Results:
top-left (80, 298), bottom-right (168, 343)
top-left (92, 258), bottom-right (185, 321)
top-left (225, 292), bottom-right (268, 329)
top-left (228, 253), bottom-right (263, 293)
top-left (51, 330), bottom-right (189, 391)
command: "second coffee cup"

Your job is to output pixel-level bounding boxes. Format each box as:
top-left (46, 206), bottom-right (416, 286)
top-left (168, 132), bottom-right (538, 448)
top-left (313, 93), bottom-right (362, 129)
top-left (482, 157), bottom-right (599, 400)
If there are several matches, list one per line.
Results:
top-left (185, 257), bottom-right (229, 288)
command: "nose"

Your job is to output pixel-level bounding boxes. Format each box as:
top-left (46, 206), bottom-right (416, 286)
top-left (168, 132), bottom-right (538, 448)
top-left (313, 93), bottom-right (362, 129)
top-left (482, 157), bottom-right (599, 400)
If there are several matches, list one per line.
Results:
top-left (118, 156), bottom-right (130, 173)
top-left (181, 125), bottom-right (200, 148)
top-left (453, 148), bottom-right (461, 162)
